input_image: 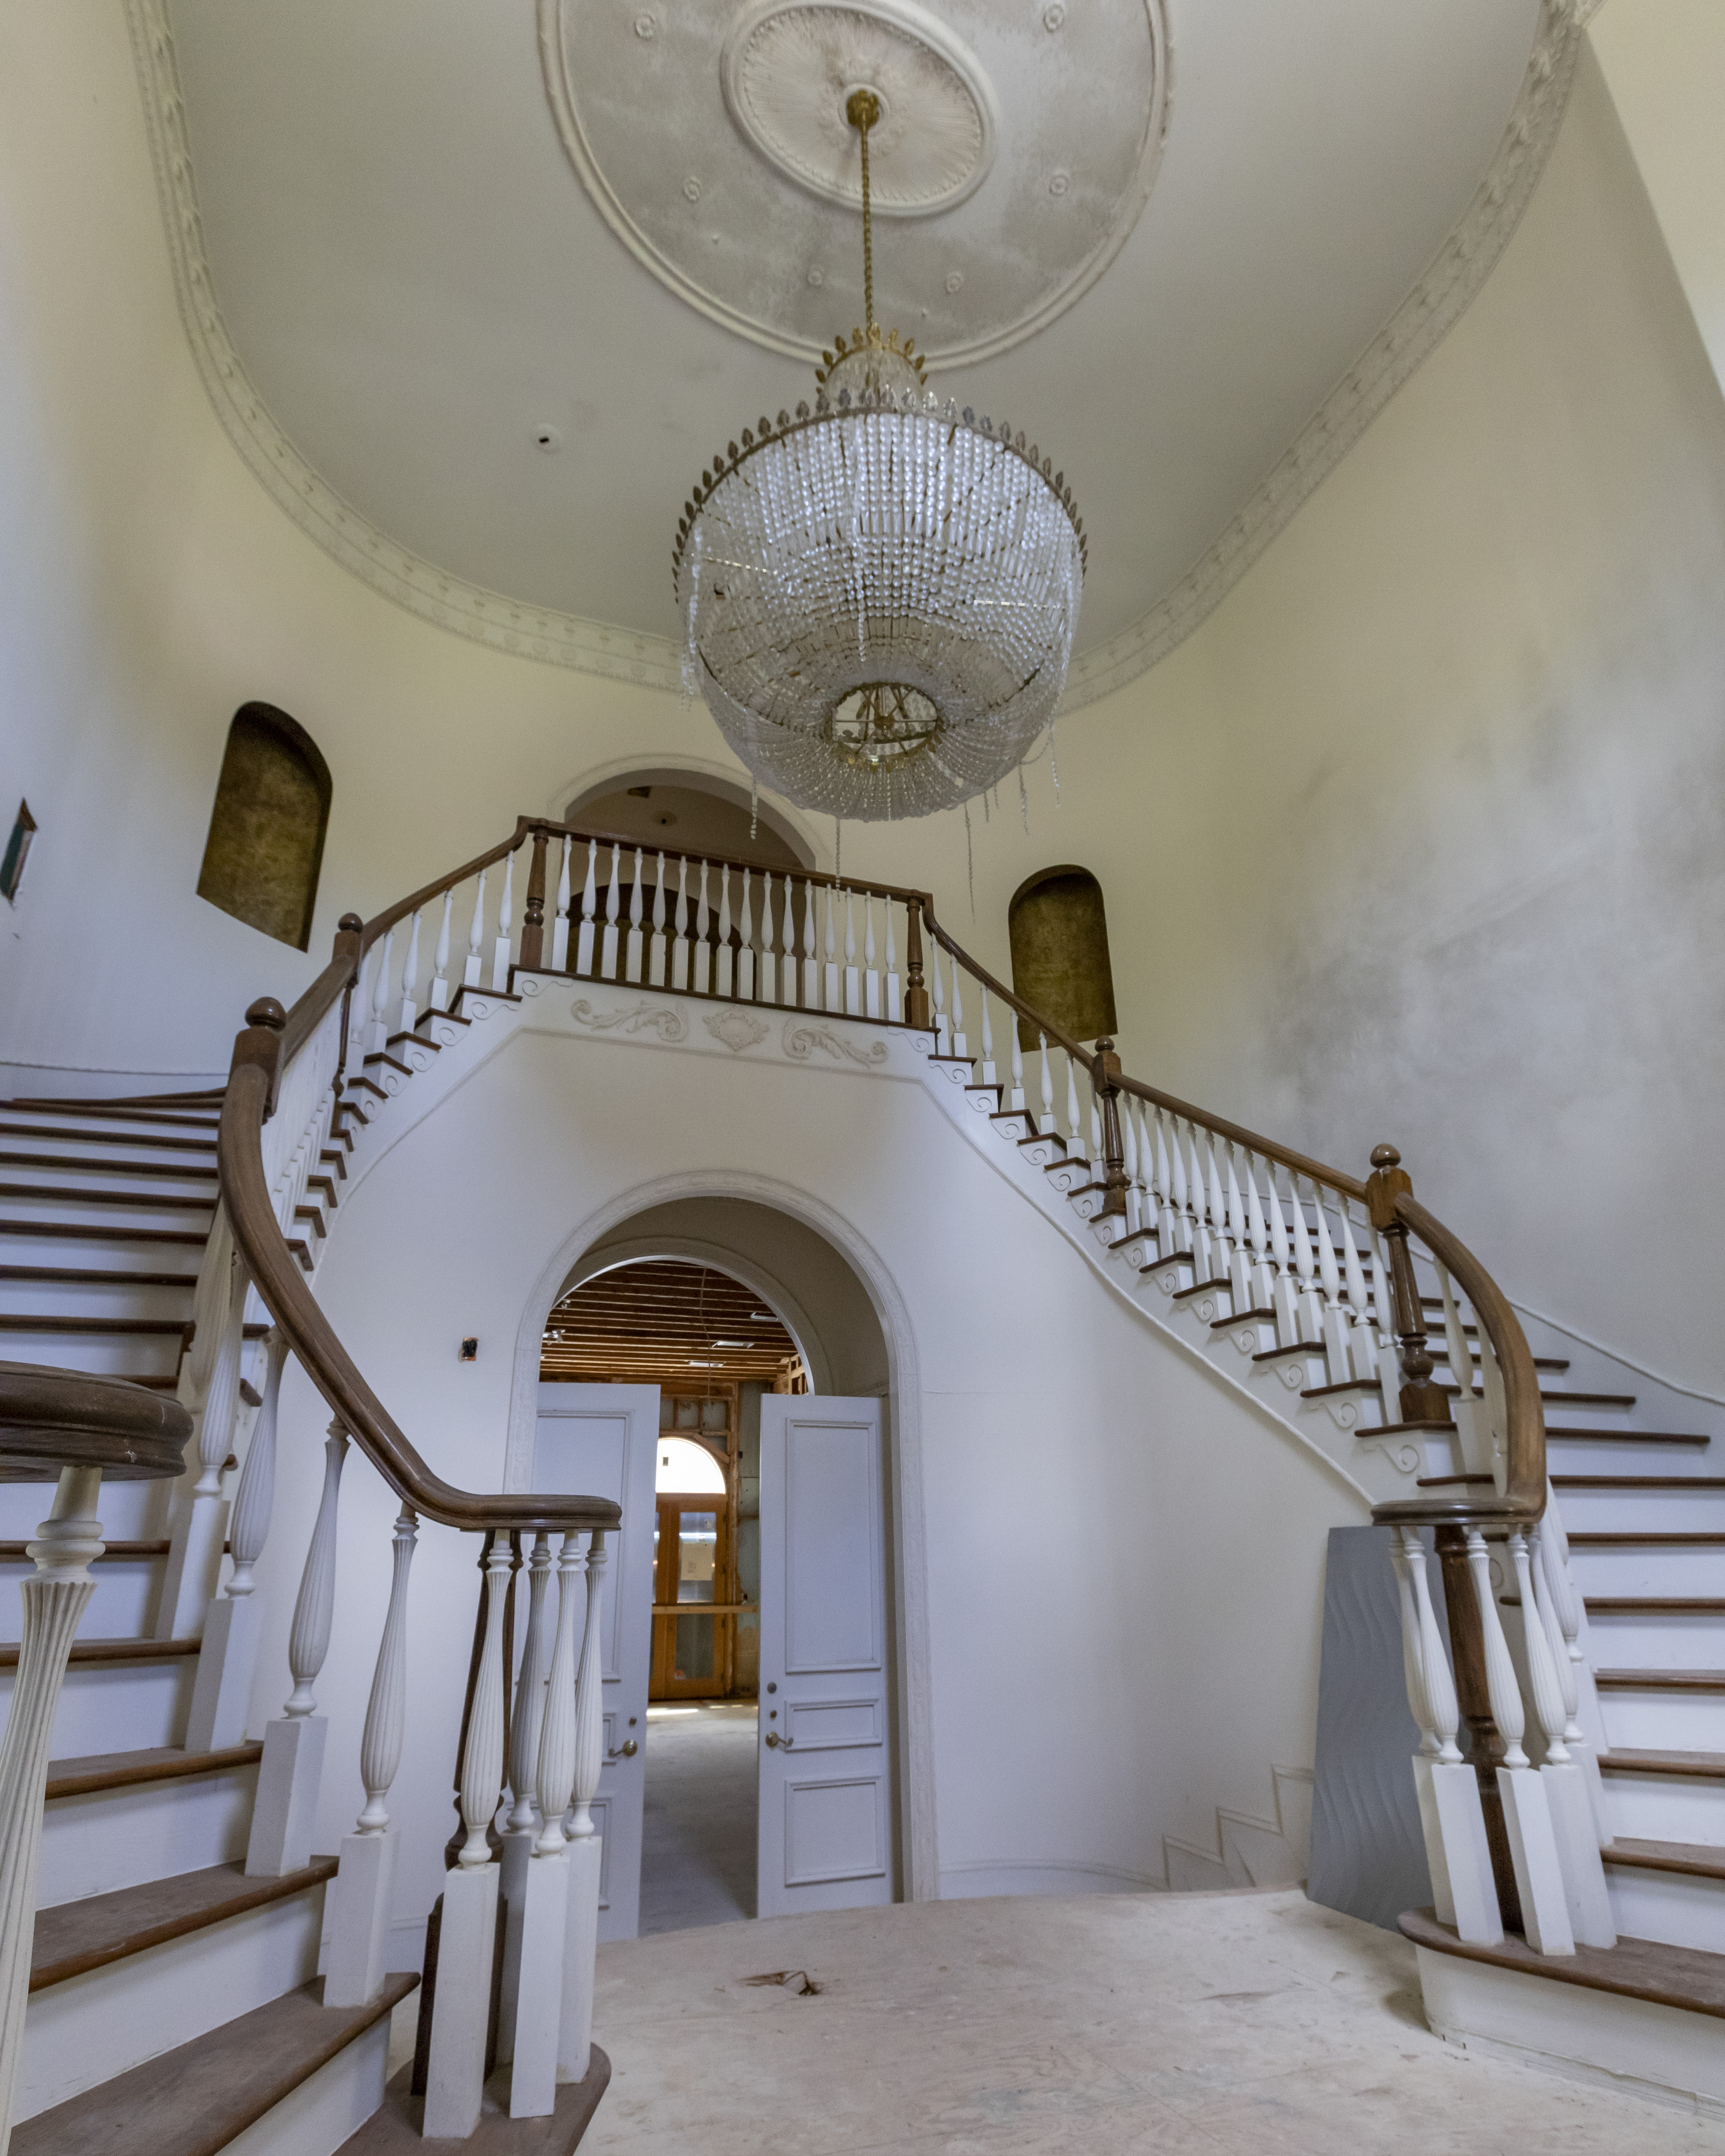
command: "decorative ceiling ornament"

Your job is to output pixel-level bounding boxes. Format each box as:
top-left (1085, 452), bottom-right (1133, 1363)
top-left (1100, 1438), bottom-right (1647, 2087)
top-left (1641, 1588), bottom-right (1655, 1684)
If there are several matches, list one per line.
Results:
top-left (674, 90), bottom-right (1084, 821)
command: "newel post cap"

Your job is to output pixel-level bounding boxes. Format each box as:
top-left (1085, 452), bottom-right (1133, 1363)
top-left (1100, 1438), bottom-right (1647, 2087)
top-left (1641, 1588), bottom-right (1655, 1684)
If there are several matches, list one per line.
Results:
top-left (1366, 1140), bottom-right (1412, 1229)
top-left (231, 996), bottom-right (289, 1119)
top-left (245, 996), bottom-right (287, 1031)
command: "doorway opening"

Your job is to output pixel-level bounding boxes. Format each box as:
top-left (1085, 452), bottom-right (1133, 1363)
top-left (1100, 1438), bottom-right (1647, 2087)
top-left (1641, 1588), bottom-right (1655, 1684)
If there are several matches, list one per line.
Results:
top-left (531, 1197), bottom-right (895, 1940)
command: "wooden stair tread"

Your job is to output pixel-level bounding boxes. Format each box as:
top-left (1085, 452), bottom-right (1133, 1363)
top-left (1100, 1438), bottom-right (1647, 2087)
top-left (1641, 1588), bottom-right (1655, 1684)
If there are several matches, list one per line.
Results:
top-left (0, 1637), bottom-right (202, 1670)
top-left (1249, 1340), bottom-right (1325, 1362)
top-left (1545, 1427), bottom-right (1710, 1446)
top-left (32, 1857), bottom-right (337, 1993)
top-left (0, 1105), bottom-right (219, 1131)
top-left (0, 1185), bottom-right (216, 1212)
top-left (1598, 1748), bottom-right (1725, 1780)
top-left (1582, 1597), bottom-right (1725, 1612)
top-left (1595, 1669), bottom-right (1725, 1691)
top-left (0, 1315), bottom-right (191, 1335)
top-left (0, 1153), bottom-right (219, 1182)
top-left (10, 1972), bottom-right (418, 2156)
top-left (0, 1541), bottom-right (168, 1561)
top-left (339, 2050), bottom-right (611, 2156)
top-left (0, 1124), bottom-right (217, 1154)
top-left (1604, 1838), bottom-right (1725, 1882)
top-left (1400, 1907), bottom-right (1725, 2019)
top-left (1553, 1475), bottom-right (1725, 1489)
top-left (45, 1743), bottom-right (263, 1799)
top-left (0, 1265), bottom-right (198, 1289)
top-left (1442, 1386), bottom-right (1636, 1408)
top-left (0, 1223), bottom-right (209, 1246)
top-left (1568, 1530), bottom-right (1725, 1545)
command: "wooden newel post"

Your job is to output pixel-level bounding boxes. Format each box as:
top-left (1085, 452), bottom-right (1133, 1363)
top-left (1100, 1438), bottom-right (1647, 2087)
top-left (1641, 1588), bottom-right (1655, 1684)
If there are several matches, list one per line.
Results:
top-left (518, 828), bottom-right (550, 972)
top-left (230, 997), bottom-right (287, 1122)
top-left (1434, 1524), bottom-right (1523, 1933)
top-left (334, 914), bottom-right (364, 1081)
top-left (904, 901), bottom-right (931, 1030)
top-left (1366, 1142), bottom-right (1448, 1423)
top-left (1095, 1040), bottom-right (1129, 1220)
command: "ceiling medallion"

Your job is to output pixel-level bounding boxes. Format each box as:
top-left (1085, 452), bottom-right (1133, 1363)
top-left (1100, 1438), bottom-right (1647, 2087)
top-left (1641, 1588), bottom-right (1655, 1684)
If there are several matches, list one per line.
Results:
top-left (675, 92), bottom-right (1084, 823)
top-left (722, 2), bottom-right (995, 216)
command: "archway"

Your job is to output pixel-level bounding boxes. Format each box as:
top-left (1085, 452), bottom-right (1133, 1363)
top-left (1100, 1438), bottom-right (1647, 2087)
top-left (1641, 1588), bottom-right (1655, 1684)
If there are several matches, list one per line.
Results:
top-left (566, 767), bottom-right (814, 874)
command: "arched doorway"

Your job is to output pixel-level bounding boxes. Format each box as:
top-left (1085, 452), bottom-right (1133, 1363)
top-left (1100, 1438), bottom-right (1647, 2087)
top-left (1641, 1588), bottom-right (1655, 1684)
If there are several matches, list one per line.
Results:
top-left (525, 1197), bottom-right (897, 1940)
top-left (566, 768), bottom-right (814, 873)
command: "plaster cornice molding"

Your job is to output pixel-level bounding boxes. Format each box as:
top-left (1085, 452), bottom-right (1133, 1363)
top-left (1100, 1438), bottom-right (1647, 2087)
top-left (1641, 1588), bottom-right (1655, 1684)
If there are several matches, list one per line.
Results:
top-left (1059, 0), bottom-right (1586, 713)
top-left (127, 0), bottom-right (1582, 710)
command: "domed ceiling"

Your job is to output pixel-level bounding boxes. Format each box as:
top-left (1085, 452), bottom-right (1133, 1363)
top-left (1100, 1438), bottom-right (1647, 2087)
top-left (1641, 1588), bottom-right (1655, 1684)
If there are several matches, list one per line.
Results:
top-left (141, 0), bottom-right (1577, 700)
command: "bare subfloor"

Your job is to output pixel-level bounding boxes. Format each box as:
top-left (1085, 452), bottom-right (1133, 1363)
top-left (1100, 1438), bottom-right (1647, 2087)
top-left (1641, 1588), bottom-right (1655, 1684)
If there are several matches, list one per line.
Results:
top-left (638, 1700), bottom-right (757, 1936)
top-left (586, 1888), bottom-right (1720, 2153)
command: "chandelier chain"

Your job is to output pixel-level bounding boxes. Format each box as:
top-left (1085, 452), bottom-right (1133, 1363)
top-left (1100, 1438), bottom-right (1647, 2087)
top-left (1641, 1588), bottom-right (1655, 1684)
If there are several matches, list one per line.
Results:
top-left (847, 88), bottom-right (879, 339)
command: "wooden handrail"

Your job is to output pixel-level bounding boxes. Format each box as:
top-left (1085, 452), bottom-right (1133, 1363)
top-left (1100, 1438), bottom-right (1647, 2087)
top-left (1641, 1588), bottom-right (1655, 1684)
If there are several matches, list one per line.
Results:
top-left (219, 1015), bottom-right (617, 1536)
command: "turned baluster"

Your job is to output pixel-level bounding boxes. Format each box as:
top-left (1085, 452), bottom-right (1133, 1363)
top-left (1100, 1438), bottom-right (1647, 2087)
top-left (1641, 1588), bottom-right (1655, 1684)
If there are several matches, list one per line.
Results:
top-left (1008, 1018), bottom-right (1025, 1112)
top-left (649, 852), bottom-right (668, 987)
top-left (464, 869), bottom-right (488, 988)
top-left (491, 848), bottom-right (515, 991)
top-left (626, 847), bottom-right (646, 984)
top-left (1239, 1153), bottom-right (1272, 1309)
top-left (782, 876), bottom-right (799, 1008)
top-left (714, 863), bottom-right (733, 998)
top-left (1119, 1085), bottom-right (1140, 1233)
top-left (554, 1532), bottom-right (609, 2089)
top-left (949, 961), bottom-right (966, 1058)
top-left (601, 844), bottom-right (622, 981)
top-left (1222, 1148), bottom-right (1251, 1302)
top-left (398, 907), bottom-right (423, 1033)
top-left (1063, 1049), bottom-right (1084, 1160)
top-left (1037, 1033), bottom-right (1054, 1134)
top-left (519, 827), bottom-right (550, 973)
top-left (1365, 1144), bottom-right (1448, 1423)
top-left (672, 856), bottom-right (690, 992)
top-left (884, 901), bottom-right (901, 1021)
top-left (979, 986), bottom-right (996, 1084)
top-left (1166, 1118), bottom-right (1192, 1255)
top-left (759, 872), bottom-right (777, 1003)
top-left (864, 893), bottom-right (879, 1019)
top-left (368, 925), bottom-right (394, 1052)
top-left (1135, 1102), bottom-right (1157, 1243)
top-left (843, 889), bottom-right (859, 1014)
top-left (569, 1532), bottom-right (607, 1840)
top-left (1310, 1185), bottom-right (1351, 1380)
top-left (286, 1425), bottom-right (348, 1716)
top-left (738, 868), bottom-right (755, 1000)
top-left (1338, 1200), bottom-right (1378, 1379)
top-left (431, 887), bottom-right (455, 1010)
top-left (1533, 1520), bottom-right (1587, 1754)
top-left (1152, 1110), bottom-right (1178, 1254)
top-left (1203, 1138), bottom-right (1235, 1286)
top-left (550, 835), bottom-right (573, 974)
top-left (929, 940), bottom-right (948, 1051)
top-left (899, 901), bottom-right (926, 1028)
top-left (576, 841), bottom-right (598, 977)
top-left (162, 1236), bottom-right (249, 1639)
top-left (694, 860), bottom-right (712, 993)
top-left (1433, 1261), bottom-right (1478, 1466)
top-left (1435, 1526), bottom-right (1522, 1931)
top-left (507, 1533), bottom-right (554, 1836)
top-left (1284, 1168), bottom-right (1321, 1343)
top-left (823, 885), bottom-right (839, 1010)
top-left (1093, 1042), bottom-right (1129, 1221)
top-left (532, 1533), bottom-right (583, 1855)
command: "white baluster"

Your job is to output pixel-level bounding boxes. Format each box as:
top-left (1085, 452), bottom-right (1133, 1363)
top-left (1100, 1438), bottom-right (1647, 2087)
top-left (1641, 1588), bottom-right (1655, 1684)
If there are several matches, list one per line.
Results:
top-left (1435, 1261), bottom-right (1480, 1468)
top-left (1206, 1140), bottom-right (1235, 1287)
top-left (839, 889), bottom-right (857, 1014)
top-left (1154, 1111), bottom-right (1179, 1255)
top-left (431, 886), bottom-right (455, 1010)
top-left (715, 863), bottom-right (734, 997)
top-left (1037, 1032), bottom-right (1054, 1134)
top-left (1286, 1170), bottom-right (1322, 1341)
top-left (464, 869), bottom-right (488, 988)
top-left (738, 869), bottom-right (755, 1000)
top-left (424, 1533), bottom-right (511, 2139)
top-left (672, 856), bottom-right (691, 992)
top-left (576, 842), bottom-right (598, 978)
top-left (398, 907), bottom-right (423, 1035)
top-left (978, 988), bottom-right (996, 1085)
top-left (559, 1532), bottom-right (609, 2086)
top-left (864, 893), bottom-right (880, 1019)
top-left (801, 879), bottom-right (818, 1006)
top-left (1241, 1154), bottom-right (1272, 1308)
top-left (1088, 1061), bottom-right (1102, 1163)
top-left (884, 901), bottom-right (901, 1021)
top-left (649, 852), bottom-right (668, 987)
top-left (1339, 1200), bottom-right (1378, 1380)
top-left (950, 962), bottom-right (966, 1059)
top-left (368, 925), bottom-right (394, 1053)
top-left (246, 1422), bottom-right (347, 1879)
top-left (160, 1238), bottom-right (248, 1639)
top-left (1065, 1050), bottom-right (1084, 1161)
top-left (823, 884), bottom-right (839, 1010)
top-left (1465, 1527), bottom-right (1528, 1773)
top-left (1120, 1085), bottom-right (1139, 1233)
top-left (1135, 1101), bottom-right (1156, 1243)
top-left (498, 1531), bottom-right (553, 2075)
top-left (506, 1531), bottom-right (578, 2117)
top-left (626, 848), bottom-right (646, 983)
top-left (185, 1326), bottom-right (287, 1753)
top-left (601, 843), bottom-right (622, 980)
top-left (1370, 1222), bottom-right (1399, 1420)
top-left (1311, 1186), bottom-right (1351, 1381)
top-left (694, 860), bottom-right (712, 993)
top-left (0, 1469), bottom-right (104, 2136)
top-left (780, 876), bottom-right (798, 1008)
top-left (492, 848), bottom-right (515, 991)
top-left (1478, 1326), bottom-right (1511, 1497)
top-left (324, 1505), bottom-right (420, 2008)
top-left (1168, 1117), bottom-right (1192, 1254)
top-left (929, 941), bottom-right (948, 1052)
top-left (1222, 1148), bottom-right (1250, 1301)
top-left (760, 872), bottom-right (777, 1003)
top-left (551, 836), bottom-right (573, 974)
top-left (1514, 1528), bottom-right (1616, 1945)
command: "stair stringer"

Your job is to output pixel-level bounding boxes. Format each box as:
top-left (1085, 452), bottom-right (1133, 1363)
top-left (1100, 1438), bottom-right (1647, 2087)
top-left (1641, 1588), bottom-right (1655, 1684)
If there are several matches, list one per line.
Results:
top-left (1162, 1764), bottom-right (1317, 1894)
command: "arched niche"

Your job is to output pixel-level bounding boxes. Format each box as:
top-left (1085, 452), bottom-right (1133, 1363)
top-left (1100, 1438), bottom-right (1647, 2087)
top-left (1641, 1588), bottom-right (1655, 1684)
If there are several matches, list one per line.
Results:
top-left (1007, 864), bottom-right (1118, 1050)
top-left (195, 702), bottom-right (332, 950)
top-left (566, 767), bottom-right (813, 874)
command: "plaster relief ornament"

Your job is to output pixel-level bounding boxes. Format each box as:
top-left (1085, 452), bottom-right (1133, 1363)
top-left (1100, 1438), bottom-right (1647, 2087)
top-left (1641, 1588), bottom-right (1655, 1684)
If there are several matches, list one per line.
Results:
top-left (673, 71), bottom-right (1086, 821)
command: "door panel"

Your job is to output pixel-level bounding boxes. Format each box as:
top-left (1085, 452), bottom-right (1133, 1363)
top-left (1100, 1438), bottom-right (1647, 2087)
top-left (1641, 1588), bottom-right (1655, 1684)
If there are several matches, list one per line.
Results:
top-left (758, 1397), bottom-right (893, 1918)
top-left (532, 1384), bottom-right (658, 1940)
top-left (650, 1498), bottom-right (733, 1699)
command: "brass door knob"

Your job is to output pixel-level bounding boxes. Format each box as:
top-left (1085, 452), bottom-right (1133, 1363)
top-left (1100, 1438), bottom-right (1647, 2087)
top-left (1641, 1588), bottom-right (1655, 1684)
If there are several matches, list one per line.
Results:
top-left (608, 1738), bottom-right (639, 1759)
top-left (763, 1731), bottom-right (794, 1749)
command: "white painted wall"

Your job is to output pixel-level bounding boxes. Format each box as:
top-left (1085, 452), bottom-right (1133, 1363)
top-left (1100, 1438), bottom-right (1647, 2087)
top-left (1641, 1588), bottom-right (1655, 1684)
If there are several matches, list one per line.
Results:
top-left (245, 1015), bottom-right (1364, 1947)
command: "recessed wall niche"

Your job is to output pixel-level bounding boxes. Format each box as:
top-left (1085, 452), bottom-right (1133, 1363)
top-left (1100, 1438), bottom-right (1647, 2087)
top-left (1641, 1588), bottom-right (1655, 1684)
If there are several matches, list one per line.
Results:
top-left (1008, 864), bottom-right (1118, 1051)
top-left (196, 704), bottom-right (331, 950)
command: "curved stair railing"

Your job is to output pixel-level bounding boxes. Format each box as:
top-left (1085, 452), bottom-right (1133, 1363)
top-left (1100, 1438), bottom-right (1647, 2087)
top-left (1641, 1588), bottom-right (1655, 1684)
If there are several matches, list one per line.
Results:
top-left (175, 811), bottom-right (1610, 2138)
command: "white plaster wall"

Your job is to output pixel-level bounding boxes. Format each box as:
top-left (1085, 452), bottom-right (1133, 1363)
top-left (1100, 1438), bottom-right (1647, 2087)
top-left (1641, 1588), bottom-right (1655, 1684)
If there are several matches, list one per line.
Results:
top-left (246, 1020), bottom-right (1365, 1942)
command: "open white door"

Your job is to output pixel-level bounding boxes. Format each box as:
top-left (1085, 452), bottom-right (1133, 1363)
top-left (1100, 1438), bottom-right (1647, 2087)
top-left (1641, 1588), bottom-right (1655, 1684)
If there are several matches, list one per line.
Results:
top-left (532, 1384), bottom-right (658, 1940)
top-left (757, 1396), bottom-right (894, 1917)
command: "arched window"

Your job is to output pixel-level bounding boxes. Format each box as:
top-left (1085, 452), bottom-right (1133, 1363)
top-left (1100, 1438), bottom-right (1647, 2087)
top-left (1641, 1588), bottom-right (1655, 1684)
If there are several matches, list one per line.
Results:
top-left (1008, 865), bottom-right (1118, 1049)
top-left (196, 704), bottom-right (331, 950)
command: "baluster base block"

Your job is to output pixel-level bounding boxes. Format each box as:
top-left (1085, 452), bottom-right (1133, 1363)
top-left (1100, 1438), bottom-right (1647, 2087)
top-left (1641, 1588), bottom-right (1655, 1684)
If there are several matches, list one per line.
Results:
top-left (245, 1714), bottom-right (328, 1878)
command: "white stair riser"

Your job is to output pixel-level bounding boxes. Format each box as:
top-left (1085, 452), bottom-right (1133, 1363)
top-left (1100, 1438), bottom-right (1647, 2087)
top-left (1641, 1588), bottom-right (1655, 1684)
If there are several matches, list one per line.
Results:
top-left (1605, 1862), bottom-right (1725, 1954)
top-left (0, 1156), bottom-right (217, 1190)
top-left (0, 1656), bottom-right (195, 1757)
top-left (223, 2010), bottom-right (392, 2156)
top-left (1570, 1546), bottom-right (1725, 1594)
top-left (0, 1136), bottom-right (217, 1172)
top-left (39, 1765), bottom-right (257, 1906)
top-left (0, 1279), bottom-right (199, 1321)
top-left (1598, 1688), bottom-right (1725, 1750)
top-left (17, 1884), bottom-right (327, 2120)
top-left (1546, 1437), bottom-right (1716, 1475)
top-left (1555, 1486), bottom-right (1725, 1531)
top-left (0, 1113), bottom-right (219, 1140)
top-left (0, 1554), bottom-right (161, 1637)
top-left (0, 1195), bottom-right (216, 1233)
top-left (1585, 1609), bottom-right (1725, 1670)
top-left (0, 1480), bottom-right (164, 1542)
top-left (1601, 1769), bottom-right (1725, 1845)
top-left (0, 1232), bottom-right (209, 1272)
top-left (0, 1332), bottom-right (183, 1379)
top-left (1523, 1400), bottom-right (1639, 1430)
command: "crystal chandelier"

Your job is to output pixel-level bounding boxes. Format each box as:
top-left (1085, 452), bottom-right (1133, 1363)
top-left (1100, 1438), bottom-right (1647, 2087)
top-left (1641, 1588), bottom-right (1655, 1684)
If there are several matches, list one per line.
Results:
top-left (673, 91), bottom-right (1086, 823)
